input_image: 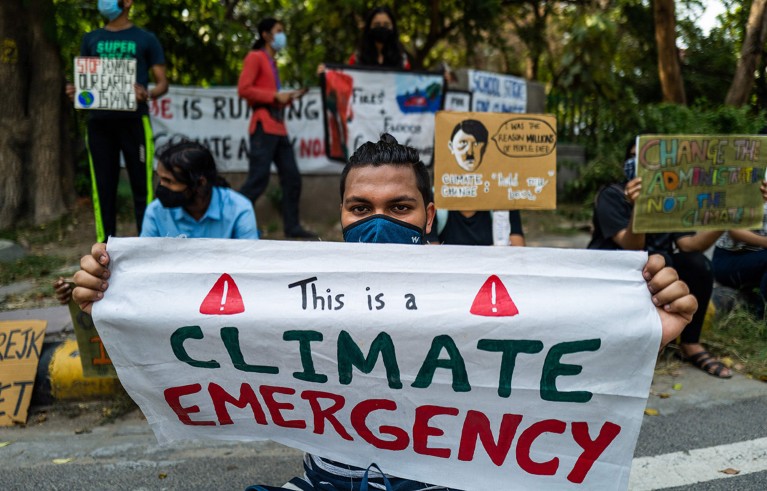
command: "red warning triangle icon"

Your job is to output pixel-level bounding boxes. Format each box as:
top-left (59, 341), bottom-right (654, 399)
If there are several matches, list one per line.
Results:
top-left (199, 273), bottom-right (245, 315)
top-left (470, 275), bottom-right (519, 317)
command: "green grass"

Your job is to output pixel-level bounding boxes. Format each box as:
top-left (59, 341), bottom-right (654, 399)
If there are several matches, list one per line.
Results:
top-left (0, 255), bottom-right (68, 284)
top-left (707, 307), bottom-right (767, 380)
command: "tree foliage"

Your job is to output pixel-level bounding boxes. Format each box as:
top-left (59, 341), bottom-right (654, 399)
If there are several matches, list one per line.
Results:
top-left (4, 0), bottom-right (767, 229)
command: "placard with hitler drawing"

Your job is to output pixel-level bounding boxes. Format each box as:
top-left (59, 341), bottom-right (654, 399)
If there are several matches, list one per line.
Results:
top-left (434, 112), bottom-right (557, 211)
top-left (633, 135), bottom-right (767, 233)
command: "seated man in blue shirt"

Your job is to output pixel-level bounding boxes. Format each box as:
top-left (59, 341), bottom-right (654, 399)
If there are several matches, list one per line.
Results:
top-left (143, 141), bottom-right (259, 239)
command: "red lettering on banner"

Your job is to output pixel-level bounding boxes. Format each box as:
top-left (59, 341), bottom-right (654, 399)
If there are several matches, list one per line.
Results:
top-left (164, 383), bottom-right (216, 426)
top-left (516, 419), bottom-right (566, 475)
top-left (568, 421), bottom-right (621, 483)
top-left (458, 410), bottom-right (522, 465)
top-left (413, 405), bottom-right (459, 458)
top-left (259, 385), bottom-right (307, 429)
top-left (350, 399), bottom-right (409, 451)
top-left (208, 382), bottom-right (267, 425)
top-left (302, 390), bottom-right (354, 440)
top-left (300, 138), bottom-right (324, 157)
top-left (470, 275), bottom-right (519, 317)
top-left (160, 382), bottom-right (621, 483)
top-left (199, 273), bottom-right (245, 315)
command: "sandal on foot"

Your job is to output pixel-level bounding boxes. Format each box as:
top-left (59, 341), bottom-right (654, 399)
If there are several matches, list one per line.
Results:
top-left (677, 350), bottom-right (732, 379)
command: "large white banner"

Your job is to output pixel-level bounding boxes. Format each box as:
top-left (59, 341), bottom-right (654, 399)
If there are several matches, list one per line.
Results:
top-left (93, 238), bottom-right (660, 490)
top-left (322, 66), bottom-right (445, 163)
top-left (468, 69), bottom-right (527, 113)
top-left (149, 86), bottom-right (341, 174)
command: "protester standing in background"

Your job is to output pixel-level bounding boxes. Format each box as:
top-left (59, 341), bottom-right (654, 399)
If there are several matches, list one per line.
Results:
top-left (238, 18), bottom-right (316, 239)
top-left (66, 0), bottom-right (168, 242)
top-left (349, 6), bottom-right (410, 69)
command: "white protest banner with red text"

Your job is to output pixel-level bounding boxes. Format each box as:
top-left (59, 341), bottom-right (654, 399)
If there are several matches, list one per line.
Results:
top-left (149, 85), bottom-right (339, 174)
top-left (93, 238), bottom-right (660, 490)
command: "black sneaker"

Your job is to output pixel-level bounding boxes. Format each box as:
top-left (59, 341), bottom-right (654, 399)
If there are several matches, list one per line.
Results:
top-left (285, 227), bottom-right (319, 240)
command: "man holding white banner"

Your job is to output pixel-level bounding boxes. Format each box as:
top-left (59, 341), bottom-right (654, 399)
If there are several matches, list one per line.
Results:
top-left (73, 135), bottom-right (695, 490)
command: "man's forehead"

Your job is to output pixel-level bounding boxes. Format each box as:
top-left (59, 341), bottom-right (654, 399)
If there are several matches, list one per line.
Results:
top-left (344, 164), bottom-right (419, 197)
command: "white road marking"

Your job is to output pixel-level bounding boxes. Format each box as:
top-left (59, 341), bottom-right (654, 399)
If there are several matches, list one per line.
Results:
top-left (629, 437), bottom-right (767, 490)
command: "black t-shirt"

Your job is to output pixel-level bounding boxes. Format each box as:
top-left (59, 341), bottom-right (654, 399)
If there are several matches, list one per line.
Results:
top-left (427, 210), bottom-right (524, 245)
top-left (588, 183), bottom-right (693, 253)
top-left (80, 26), bottom-right (165, 118)
top-left (588, 184), bottom-right (631, 250)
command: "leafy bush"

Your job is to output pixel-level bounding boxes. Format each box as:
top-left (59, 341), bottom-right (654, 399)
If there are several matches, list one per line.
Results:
top-left (560, 103), bottom-right (767, 203)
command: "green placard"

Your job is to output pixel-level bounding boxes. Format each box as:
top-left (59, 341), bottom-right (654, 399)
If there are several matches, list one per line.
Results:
top-left (633, 135), bottom-right (766, 233)
top-left (67, 298), bottom-right (117, 378)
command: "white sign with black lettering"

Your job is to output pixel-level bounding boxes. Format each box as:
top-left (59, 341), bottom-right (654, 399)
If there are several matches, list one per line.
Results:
top-left (74, 56), bottom-right (137, 111)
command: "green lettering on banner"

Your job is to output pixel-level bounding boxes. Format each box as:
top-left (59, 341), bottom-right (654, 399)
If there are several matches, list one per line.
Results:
top-left (170, 326), bottom-right (220, 369)
top-left (412, 335), bottom-right (471, 392)
top-left (477, 339), bottom-right (544, 398)
top-left (337, 331), bottom-right (402, 389)
top-left (283, 330), bottom-right (328, 383)
top-left (221, 327), bottom-right (279, 374)
top-left (540, 339), bottom-right (601, 403)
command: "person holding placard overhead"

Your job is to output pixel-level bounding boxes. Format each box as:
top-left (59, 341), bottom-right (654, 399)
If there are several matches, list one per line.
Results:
top-left (66, 0), bottom-right (168, 243)
top-left (349, 6), bottom-right (411, 70)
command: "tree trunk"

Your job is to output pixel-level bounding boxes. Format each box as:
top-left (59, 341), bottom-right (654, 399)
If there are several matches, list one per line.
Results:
top-left (28, 0), bottom-right (71, 224)
top-left (0, 0), bottom-right (73, 230)
top-left (653, 0), bottom-right (686, 104)
top-left (0, 0), bottom-right (30, 228)
top-left (725, 0), bottom-right (767, 106)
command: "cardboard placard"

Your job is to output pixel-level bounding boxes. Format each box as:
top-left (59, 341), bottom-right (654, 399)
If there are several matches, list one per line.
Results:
top-left (633, 135), bottom-right (767, 233)
top-left (434, 111), bottom-right (557, 210)
top-left (74, 56), bottom-right (137, 111)
top-left (67, 300), bottom-right (116, 379)
top-left (0, 320), bottom-right (46, 426)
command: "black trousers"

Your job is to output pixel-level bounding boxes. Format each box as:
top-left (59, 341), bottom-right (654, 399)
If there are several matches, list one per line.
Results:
top-left (240, 123), bottom-right (302, 232)
top-left (655, 251), bottom-right (714, 344)
top-left (86, 116), bottom-right (154, 242)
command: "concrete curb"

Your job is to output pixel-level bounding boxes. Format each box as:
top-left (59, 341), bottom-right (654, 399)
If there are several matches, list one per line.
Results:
top-left (32, 338), bottom-right (120, 406)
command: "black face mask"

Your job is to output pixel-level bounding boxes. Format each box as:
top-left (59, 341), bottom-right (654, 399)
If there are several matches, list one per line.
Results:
top-left (155, 184), bottom-right (192, 208)
top-left (370, 26), bottom-right (394, 43)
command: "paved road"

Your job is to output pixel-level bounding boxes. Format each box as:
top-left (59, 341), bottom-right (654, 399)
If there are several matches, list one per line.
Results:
top-left (2, 363), bottom-right (765, 490)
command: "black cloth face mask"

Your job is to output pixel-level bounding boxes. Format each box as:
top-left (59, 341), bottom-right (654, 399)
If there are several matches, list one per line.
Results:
top-left (155, 184), bottom-right (192, 208)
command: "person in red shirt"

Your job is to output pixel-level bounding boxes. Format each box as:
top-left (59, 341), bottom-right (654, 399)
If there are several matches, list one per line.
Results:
top-left (349, 6), bottom-right (411, 70)
top-left (237, 18), bottom-right (316, 239)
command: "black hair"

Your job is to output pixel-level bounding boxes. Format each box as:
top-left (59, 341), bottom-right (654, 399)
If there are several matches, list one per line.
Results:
top-left (156, 140), bottom-right (229, 196)
top-left (356, 6), bottom-right (406, 68)
top-left (624, 138), bottom-right (637, 161)
top-left (253, 18), bottom-right (281, 50)
top-left (451, 119), bottom-right (489, 160)
top-left (340, 133), bottom-right (432, 207)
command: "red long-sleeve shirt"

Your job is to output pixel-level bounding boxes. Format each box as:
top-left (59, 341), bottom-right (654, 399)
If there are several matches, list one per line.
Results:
top-left (237, 50), bottom-right (287, 136)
